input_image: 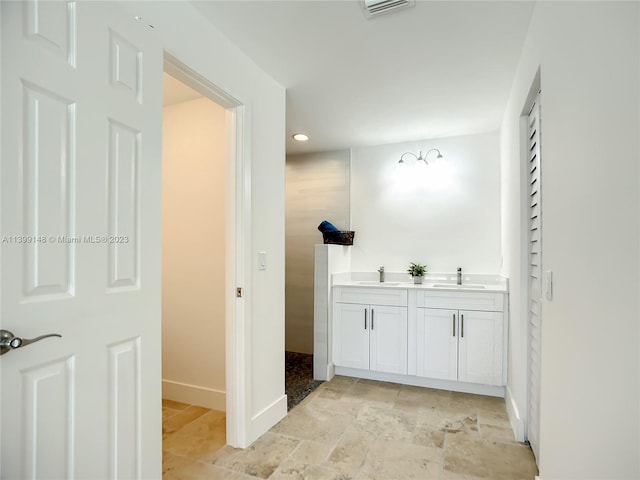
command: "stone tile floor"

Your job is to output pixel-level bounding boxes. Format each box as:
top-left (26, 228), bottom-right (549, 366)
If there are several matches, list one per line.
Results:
top-left (163, 376), bottom-right (538, 479)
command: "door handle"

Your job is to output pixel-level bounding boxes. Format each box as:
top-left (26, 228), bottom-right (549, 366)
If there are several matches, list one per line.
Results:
top-left (0, 330), bottom-right (62, 356)
top-left (453, 313), bottom-right (456, 337)
top-left (364, 309), bottom-right (367, 330)
top-left (461, 314), bottom-right (464, 338)
top-left (371, 309), bottom-right (374, 330)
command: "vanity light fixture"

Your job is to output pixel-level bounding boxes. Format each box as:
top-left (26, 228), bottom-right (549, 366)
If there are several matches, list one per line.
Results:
top-left (397, 148), bottom-right (443, 167)
top-left (292, 133), bottom-right (309, 142)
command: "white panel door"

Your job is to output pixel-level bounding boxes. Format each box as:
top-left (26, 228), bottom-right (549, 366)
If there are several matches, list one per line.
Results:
top-left (416, 308), bottom-right (457, 381)
top-left (1, 2), bottom-right (162, 478)
top-left (457, 310), bottom-right (503, 386)
top-left (333, 303), bottom-right (369, 370)
top-left (369, 306), bottom-right (407, 374)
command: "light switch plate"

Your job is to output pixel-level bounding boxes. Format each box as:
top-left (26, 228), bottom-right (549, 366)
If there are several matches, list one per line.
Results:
top-left (258, 251), bottom-right (267, 271)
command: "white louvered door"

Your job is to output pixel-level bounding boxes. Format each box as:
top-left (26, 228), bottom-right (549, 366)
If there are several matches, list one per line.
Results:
top-left (1, 2), bottom-right (162, 478)
top-left (527, 93), bottom-right (542, 463)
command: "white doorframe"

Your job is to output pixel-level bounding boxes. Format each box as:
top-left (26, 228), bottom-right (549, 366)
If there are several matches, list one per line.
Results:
top-left (163, 53), bottom-right (249, 447)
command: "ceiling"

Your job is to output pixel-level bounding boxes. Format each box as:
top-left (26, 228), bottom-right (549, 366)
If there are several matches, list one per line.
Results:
top-left (163, 72), bottom-right (202, 106)
top-left (191, 1), bottom-right (535, 155)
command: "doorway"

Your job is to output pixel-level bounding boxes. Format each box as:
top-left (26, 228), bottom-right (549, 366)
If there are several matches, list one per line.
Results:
top-left (525, 91), bottom-right (542, 464)
top-left (161, 70), bottom-right (228, 458)
top-left (160, 54), bottom-right (245, 454)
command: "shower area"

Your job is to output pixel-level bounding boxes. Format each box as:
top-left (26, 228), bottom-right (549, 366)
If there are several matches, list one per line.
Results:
top-left (284, 149), bottom-right (351, 409)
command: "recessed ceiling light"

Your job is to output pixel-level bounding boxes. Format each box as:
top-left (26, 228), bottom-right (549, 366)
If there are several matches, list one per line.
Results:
top-left (292, 133), bottom-right (309, 142)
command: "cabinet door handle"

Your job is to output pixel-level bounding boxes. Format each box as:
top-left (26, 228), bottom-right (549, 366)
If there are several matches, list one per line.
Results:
top-left (371, 309), bottom-right (374, 330)
top-left (453, 313), bottom-right (456, 337)
top-left (364, 308), bottom-right (367, 330)
top-left (461, 314), bottom-right (464, 338)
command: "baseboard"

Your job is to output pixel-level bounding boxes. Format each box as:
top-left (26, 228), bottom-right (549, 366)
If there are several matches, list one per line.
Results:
top-left (162, 379), bottom-right (226, 411)
top-left (314, 361), bottom-right (336, 382)
top-left (334, 366), bottom-right (505, 397)
top-left (327, 362), bottom-right (335, 380)
top-left (505, 385), bottom-right (526, 442)
top-left (247, 394), bottom-right (287, 447)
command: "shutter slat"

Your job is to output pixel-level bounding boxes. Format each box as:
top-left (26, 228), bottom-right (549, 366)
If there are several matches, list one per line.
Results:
top-left (530, 216), bottom-right (540, 230)
top-left (530, 229), bottom-right (540, 242)
top-left (530, 190), bottom-right (539, 207)
top-left (531, 203), bottom-right (540, 218)
top-left (530, 252), bottom-right (539, 266)
top-left (530, 183), bottom-right (538, 197)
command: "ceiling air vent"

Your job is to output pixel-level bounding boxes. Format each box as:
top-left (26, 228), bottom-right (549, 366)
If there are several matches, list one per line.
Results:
top-left (361, 0), bottom-right (415, 18)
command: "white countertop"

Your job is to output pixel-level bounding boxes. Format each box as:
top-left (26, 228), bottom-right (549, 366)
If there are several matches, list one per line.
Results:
top-left (332, 272), bottom-right (508, 293)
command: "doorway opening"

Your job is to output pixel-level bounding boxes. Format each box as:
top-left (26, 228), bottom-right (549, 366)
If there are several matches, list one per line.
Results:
top-left (160, 53), bottom-right (246, 455)
top-left (161, 70), bottom-right (227, 456)
top-left (522, 81), bottom-right (542, 466)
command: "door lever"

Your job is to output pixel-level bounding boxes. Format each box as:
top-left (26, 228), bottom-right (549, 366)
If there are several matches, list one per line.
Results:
top-left (0, 330), bottom-right (62, 355)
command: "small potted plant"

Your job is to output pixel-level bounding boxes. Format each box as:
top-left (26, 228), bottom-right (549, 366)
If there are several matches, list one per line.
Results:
top-left (407, 262), bottom-right (427, 284)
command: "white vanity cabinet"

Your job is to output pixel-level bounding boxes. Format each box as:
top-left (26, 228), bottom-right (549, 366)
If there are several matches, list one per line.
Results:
top-left (414, 291), bottom-right (505, 386)
top-left (333, 287), bottom-right (408, 375)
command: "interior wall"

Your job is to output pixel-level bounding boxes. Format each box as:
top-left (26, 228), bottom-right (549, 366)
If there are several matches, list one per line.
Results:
top-left (162, 96), bottom-right (227, 410)
top-left (350, 132), bottom-right (501, 274)
top-left (125, 1), bottom-right (287, 446)
top-left (285, 150), bottom-right (350, 354)
top-left (500, 2), bottom-right (640, 478)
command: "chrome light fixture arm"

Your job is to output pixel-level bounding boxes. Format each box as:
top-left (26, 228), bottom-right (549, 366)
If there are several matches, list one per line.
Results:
top-left (398, 152), bottom-right (418, 165)
top-left (397, 148), bottom-right (443, 167)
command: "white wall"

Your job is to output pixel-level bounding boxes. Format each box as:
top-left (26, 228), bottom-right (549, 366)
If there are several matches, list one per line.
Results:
top-left (501, 2), bottom-right (640, 478)
top-left (350, 132), bottom-right (501, 275)
top-left (285, 150), bottom-right (350, 354)
top-left (122, 1), bottom-right (286, 446)
top-left (162, 97), bottom-right (226, 410)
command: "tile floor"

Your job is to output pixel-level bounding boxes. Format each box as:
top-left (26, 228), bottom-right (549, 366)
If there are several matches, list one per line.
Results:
top-left (163, 399), bottom-right (227, 477)
top-left (163, 376), bottom-right (538, 479)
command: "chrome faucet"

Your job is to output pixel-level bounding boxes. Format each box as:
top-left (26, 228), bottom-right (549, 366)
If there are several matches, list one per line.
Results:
top-left (457, 267), bottom-right (462, 285)
top-left (378, 266), bottom-right (385, 283)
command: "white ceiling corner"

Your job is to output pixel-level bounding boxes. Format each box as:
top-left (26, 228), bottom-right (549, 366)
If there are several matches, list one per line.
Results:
top-left (163, 72), bottom-right (203, 107)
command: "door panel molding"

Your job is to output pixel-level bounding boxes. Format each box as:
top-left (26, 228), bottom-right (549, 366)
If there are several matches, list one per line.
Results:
top-left (108, 337), bottom-right (142, 479)
top-left (107, 119), bottom-right (141, 291)
top-left (22, 356), bottom-right (75, 478)
top-left (22, 80), bottom-right (76, 300)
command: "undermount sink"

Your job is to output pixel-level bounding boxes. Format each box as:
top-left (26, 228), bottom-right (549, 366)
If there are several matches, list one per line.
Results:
top-left (432, 284), bottom-right (486, 289)
top-left (357, 281), bottom-right (400, 286)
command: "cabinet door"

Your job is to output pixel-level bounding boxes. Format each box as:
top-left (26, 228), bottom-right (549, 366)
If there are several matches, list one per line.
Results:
top-left (369, 306), bottom-right (408, 374)
top-left (416, 308), bottom-right (458, 380)
top-left (458, 310), bottom-right (504, 386)
top-left (333, 303), bottom-right (370, 370)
